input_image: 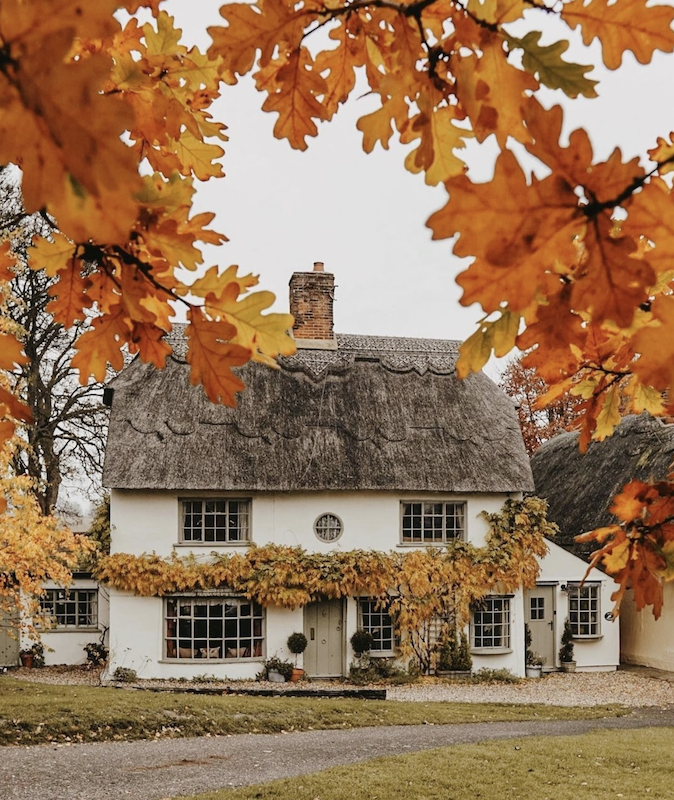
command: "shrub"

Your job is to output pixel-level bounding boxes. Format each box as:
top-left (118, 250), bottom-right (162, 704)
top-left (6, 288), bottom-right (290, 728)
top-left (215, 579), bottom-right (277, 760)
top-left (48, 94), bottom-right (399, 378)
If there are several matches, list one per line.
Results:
top-left (348, 657), bottom-right (415, 685)
top-left (112, 666), bottom-right (138, 683)
top-left (437, 628), bottom-right (472, 672)
top-left (350, 629), bottom-right (374, 656)
top-left (287, 632), bottom-right (308, 665)
top-left (258, 656), bottom-right (294, 681)
top-left (559, 619), bottom-right (575, 663)
top-left (470, 668), bottom-right (521, 684)
top-left (525, 623), bottom-right (544, 667)
top-left (84, 641), bottom-right (109, 666)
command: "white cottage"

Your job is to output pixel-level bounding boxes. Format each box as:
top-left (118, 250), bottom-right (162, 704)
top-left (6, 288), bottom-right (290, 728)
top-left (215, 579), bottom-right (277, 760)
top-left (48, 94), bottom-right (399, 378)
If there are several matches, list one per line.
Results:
top-left (532, 414), bottom-right (674, 672)
top-left (101, 264), bottom-right (619, 679)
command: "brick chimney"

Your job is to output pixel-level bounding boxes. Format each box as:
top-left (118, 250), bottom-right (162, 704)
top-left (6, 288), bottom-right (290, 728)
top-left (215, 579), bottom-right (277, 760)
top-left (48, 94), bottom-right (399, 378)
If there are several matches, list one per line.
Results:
top-left (289, 262), bottom-right (337, 349)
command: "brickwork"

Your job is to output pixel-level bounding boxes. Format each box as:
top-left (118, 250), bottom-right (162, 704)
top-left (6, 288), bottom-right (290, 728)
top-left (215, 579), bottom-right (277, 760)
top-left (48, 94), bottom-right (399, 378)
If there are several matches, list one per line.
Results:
top-left (289, 269), bottom-right (335, 340)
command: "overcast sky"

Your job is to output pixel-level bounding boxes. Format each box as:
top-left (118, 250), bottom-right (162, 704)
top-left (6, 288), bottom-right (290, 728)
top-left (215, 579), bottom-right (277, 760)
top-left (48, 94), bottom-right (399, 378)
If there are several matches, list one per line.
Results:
top-left (163, 2), bottom-right (674, 345)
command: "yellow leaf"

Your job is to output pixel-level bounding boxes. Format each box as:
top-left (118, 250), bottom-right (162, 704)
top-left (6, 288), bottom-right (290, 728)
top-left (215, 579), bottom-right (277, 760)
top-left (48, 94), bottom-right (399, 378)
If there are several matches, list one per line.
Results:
top-left (594, 382), bottom-right (622, 441)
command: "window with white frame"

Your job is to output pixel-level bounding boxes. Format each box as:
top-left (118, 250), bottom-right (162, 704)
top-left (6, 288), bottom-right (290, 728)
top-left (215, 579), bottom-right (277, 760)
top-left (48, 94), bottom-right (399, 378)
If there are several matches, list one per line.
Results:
top-left (39, 589), bottom-right (98, 629)
top-left (358, 598), bottom-right (395, 654)
top-left (181, 499), bottom-right (250, 543)
top-left (401, 501), bottom-right (466, 544)
top-left (471, 596), bottom-right (511, 650)
top-left (568, 583), bottom-right (600, 637)
top-left (165, 597), bottom-right (264, 660)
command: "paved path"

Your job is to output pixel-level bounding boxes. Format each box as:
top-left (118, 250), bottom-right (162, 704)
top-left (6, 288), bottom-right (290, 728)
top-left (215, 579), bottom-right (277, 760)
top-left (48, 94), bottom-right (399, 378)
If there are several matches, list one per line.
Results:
top-left (2, 707), bottom-right (674, 800)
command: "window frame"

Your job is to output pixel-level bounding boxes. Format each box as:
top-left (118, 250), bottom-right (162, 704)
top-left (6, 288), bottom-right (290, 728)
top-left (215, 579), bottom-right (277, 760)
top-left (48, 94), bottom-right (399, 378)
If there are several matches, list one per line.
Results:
top-left (314, 512), bottom-right (343, 543)
top-left (178, 497), bottom-right (251, 545)
top-left (567, 582), bottom-right (601, 638)
top-left (39, 588), bottom-right (99, 630)
top-left (470, 595), bottom-right (512, 653)
top-left (357, 597), bottom-right (396, 656)
top-left (164, 594), bottom-right (265, 661)
top-left (399, 500), bottom-right (467, 546)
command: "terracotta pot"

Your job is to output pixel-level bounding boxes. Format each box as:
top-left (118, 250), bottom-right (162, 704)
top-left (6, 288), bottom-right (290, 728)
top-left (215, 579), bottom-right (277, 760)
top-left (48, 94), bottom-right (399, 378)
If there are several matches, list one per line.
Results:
top-left (19, 653), bottom-right (34, 669)
top-left (560, 661), bottom-right (577, 673)
top-left (290, 667), bottom-right (304, 682)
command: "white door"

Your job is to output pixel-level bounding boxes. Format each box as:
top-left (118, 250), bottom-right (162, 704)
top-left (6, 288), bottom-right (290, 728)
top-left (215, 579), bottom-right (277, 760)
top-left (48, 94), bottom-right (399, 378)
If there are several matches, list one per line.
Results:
top-left (525, 586), bottom-right (556, 670)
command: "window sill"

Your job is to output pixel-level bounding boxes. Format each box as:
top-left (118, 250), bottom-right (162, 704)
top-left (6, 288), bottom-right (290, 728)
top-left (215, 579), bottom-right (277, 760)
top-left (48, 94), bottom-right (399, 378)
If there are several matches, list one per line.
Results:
top-left (173, 542), bottom-right (251, 548)
top-left (41, 627), bottom-right (100, 634)
top-left (470, 648), bottom-right (513, 656)
top-left (572, 634), bottom-right (603, 641)
top-left (159, 657), bottom-right (264, 664)
top-left (396, 542), bottom-right (462, 548)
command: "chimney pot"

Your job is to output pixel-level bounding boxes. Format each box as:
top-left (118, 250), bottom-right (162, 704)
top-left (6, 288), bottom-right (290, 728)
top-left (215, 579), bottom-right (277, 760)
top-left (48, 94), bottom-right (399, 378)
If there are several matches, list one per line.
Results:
top-left (313, 261), bottom-right (325, 272)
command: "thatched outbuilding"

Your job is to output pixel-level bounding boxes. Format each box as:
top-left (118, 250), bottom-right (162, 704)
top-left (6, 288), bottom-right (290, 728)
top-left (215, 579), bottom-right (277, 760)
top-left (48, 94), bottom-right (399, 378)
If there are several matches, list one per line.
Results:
top-left (531, 414), bottom-right (674, 672)
top-left (531, 414), bottom-right (674, 559)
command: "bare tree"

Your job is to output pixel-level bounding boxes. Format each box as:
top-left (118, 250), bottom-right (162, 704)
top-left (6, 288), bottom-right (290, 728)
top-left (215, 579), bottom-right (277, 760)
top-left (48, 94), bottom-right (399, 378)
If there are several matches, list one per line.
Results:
top-left (1, 167), bottom-right (109, 513)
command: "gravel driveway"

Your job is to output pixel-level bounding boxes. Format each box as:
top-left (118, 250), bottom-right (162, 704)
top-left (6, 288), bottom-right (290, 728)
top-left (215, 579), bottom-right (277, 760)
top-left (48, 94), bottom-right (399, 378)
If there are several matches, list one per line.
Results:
top-left (2, 709), bottom-right (674, 800)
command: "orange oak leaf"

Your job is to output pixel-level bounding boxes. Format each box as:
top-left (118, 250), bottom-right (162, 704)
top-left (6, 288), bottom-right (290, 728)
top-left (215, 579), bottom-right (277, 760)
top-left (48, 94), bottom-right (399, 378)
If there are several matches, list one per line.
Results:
top-left (0, 241), bottom-right (17, 280)
top-left (185, 307), bottom-right (250, 406)
top-left (314, 20), bottom-right (367, 120)
top-left (46, 267), bottom-right (89, 328)
top-left (0, 333), bottom-right (27, 371)
top-left (621, 177), bottom-right (674, 276)
top-left (571, 215), bottom-right (653, 327)
top-left (633, 295), bottom-right (674, 392)
top-left (28, 234), bottom-right (74, 277)
top-left (429, 151), bottom-right (579, 312)
top-left (563, 0), bottom-right (674, 70)
top-left (71, 306), bottom-right (131, 383)
top-left (258, 49), bottom-right (330, 150)
top-left (649, 134), bottom-right (674, 174)
top-left (208, 0), bottom-right (309, 77)
top-left (0, 2), bottom-right (140, 243)
top-left (127, 321), bottom-right (173, 369)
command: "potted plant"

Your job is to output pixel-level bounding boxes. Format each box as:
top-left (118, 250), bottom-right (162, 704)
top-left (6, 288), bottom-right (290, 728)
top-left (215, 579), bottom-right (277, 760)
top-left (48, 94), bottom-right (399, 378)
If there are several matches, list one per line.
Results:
top-left (19, 641), bottom-right (44, 669)
top-left (436, 627), bottom-right (472, 678)
top-left (261, 656), bottom-right (293, 683)
top-left (350, 628), bottom-right (374, 669)
top-left (524, 623), bottom-right (544, 678)
top-left (287, 632), bottom-right (308, 682)
top-left (559, 619), bottom-right (576, 672)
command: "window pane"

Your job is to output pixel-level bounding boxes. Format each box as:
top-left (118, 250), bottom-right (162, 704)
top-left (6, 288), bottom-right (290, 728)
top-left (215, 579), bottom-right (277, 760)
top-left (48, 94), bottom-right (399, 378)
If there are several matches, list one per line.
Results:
top-left (166, 596), bottom-right (264, 660)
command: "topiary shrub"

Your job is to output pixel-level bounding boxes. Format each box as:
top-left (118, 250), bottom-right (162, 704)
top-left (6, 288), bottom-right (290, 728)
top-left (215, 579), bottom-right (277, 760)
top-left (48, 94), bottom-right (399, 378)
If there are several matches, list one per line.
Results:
top-left (559, 619), bottom-right (575, 663)
top-left (350, 628), bottom-right (374, 656)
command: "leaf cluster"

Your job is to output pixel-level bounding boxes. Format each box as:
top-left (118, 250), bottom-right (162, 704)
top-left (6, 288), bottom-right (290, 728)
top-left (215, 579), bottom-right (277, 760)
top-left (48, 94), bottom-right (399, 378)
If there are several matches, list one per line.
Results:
top-left (97, 497), bottom-right (551, 653)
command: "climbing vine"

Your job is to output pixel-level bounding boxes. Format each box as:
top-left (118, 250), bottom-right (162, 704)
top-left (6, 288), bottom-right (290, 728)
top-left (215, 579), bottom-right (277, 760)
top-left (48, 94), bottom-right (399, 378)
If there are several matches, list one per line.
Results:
top-left (96, 498), bottom-right (554, 666)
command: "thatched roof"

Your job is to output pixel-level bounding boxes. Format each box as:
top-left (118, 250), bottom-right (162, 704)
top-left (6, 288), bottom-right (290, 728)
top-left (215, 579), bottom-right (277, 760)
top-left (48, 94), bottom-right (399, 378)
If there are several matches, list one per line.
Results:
top-left (103, 329), bottom-right (533, 493)
top-left (531, 414), bottom-right (674, 557)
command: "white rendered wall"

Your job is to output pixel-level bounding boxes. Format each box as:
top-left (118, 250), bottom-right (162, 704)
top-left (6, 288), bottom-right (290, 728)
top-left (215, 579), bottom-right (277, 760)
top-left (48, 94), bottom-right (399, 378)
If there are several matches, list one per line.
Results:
top-left (109, 489), bottom-right (506, 557)
top-left (535, 541), bottom-right (620, 671)
top-left (22, 579), bottom-right (110, 666)
top-left (108, 489), bottom-right (510, 678)
top-left (621, 583), bottom-right (674, 671)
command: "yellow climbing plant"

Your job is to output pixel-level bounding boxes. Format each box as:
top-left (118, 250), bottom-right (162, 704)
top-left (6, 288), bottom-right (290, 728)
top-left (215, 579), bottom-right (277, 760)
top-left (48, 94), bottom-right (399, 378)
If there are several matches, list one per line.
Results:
top-left (96, 497), bottom-right (553, 666)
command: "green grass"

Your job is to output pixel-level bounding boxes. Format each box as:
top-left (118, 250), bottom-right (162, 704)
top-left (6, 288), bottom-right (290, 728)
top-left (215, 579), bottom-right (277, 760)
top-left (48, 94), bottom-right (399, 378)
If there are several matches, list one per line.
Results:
top-left (177, 728), bottom-right (674, 800)
top-left (0, 677), bottom-right (626, 746)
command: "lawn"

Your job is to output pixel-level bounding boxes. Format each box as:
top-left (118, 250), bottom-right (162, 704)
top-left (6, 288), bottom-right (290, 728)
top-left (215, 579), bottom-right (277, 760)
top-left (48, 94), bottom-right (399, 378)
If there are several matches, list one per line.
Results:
top-left (176, 727), bottom-right (674, 800)
top-left (0, 677), bottom-right (626, 746)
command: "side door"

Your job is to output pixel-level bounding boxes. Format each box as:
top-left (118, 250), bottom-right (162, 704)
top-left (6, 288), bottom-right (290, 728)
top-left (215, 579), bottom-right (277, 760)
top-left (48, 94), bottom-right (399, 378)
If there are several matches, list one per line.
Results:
top-left (525, 585), bottom-right (556, 670)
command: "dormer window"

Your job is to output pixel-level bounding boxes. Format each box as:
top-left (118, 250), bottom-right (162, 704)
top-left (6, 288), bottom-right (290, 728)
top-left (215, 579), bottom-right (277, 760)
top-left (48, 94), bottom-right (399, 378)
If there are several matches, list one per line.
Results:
top-left (181, 499), bottom-right (250, 544)
top-left (401, 501), bottom-right (466, 545)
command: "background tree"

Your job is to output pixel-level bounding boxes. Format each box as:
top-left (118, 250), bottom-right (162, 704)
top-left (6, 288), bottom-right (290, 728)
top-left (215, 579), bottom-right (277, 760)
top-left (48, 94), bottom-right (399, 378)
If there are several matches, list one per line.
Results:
top-left (499, 354), bottom-right (582, 457)
top-left (0, 168), bottom-right (109, 513)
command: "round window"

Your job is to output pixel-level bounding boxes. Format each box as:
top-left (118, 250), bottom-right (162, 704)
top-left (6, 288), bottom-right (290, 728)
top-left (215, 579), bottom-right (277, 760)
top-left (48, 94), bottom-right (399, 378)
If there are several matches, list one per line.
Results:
top-left (314, 513), bottom-right (343, 542)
